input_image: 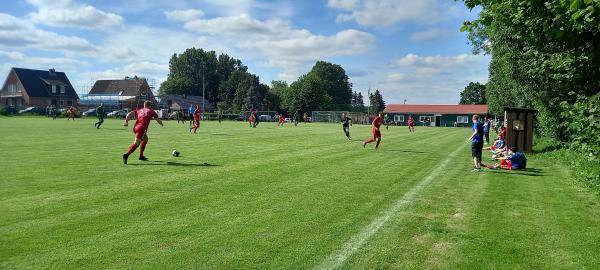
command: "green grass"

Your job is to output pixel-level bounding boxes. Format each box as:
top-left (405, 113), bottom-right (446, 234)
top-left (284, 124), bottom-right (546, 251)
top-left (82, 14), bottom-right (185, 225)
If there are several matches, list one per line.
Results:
top-left (1, 117), bottom-right (599, 269)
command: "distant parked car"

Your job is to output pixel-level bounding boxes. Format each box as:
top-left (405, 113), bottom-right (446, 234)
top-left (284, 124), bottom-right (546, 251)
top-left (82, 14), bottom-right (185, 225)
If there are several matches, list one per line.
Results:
top-left (107, 110), bottom-right (127, 118)
top-left (18, 107), bottom-right (45, 115)
top-left (259, 115), bottom-right (272, 121)
top-left (82, 109), bottom-right (96, 117)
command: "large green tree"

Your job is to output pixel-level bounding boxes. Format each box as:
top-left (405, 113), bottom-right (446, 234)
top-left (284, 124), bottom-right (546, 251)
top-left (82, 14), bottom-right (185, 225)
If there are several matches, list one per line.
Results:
top-left (308, 61), bottom-right (353, 110)
top-left (369, 90), bottom-right (386, 114)
top-left (459, 82), bottom-right (487, 105)
top-left (160, 48), bottom-right (247, 107)
top-left (281, 73), bottom-right (331, 116)
top-left (461, 0), bottom-right (600, 138)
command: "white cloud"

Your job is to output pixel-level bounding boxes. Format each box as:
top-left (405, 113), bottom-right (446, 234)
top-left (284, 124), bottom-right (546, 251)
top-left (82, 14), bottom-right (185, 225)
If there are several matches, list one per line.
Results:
top-left (27, 0), bottom-right (123, 30)
top-left (409, 28), bottom-right (454, 42)
top-left (0, 13), bottom-right (96, 52)
top-left (368, 53), bottom-right (489, 104)
top-left (327, 0), bottom-right (462, 27)
top-left (0, 50), bottom-right (89, 83)
top-left (165, 9), bottom-right (204, 22)
top-left (173, 13), bottom-right (376, 80)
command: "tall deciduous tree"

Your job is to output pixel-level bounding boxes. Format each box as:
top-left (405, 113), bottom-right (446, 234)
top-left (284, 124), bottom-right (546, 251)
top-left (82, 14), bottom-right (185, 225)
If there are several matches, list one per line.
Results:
top-left (459, 82), bottom-right (487, 105)
top-left (160, 48), bottom-right (247, 107)
top-left (461, 0), bottom-right (600, 139)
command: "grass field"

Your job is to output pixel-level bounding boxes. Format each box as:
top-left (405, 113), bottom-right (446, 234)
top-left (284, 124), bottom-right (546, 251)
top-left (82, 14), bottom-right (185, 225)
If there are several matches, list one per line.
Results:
top-left (1, 117), bottom-right (599, 269)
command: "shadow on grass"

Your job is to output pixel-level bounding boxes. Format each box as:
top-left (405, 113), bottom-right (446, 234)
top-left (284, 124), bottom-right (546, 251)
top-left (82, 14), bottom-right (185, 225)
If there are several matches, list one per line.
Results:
top-left (100, 128), bottom-right (128, 131)
top-left (212, 133), bottom-right (232, 136)
top-left (485, 167), bottom-right (545, 177)
top-left (129, 160), bottom-right (219, 167)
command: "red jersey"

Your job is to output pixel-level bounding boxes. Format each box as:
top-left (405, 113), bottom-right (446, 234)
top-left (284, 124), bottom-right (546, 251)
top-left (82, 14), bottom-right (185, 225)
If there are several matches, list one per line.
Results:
top-left (408, 117), bottom-right (414, 125)
top-left (133, 108), bottom-right (158, 131)
top-left (249, 112), bottom-right (255, 121)
top-left (372, 116), bottom-right (382, 129)
top-left (499, 129), bottom-right (506, 139)
top-left (193, 108), bottom-right (201, 120)
top-left (279, 115), bottom-right (284, 121)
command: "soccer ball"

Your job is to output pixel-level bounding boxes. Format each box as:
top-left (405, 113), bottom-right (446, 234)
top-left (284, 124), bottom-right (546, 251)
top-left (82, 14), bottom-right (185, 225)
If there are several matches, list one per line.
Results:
top-left (172, 149), bottom-right (180, 157)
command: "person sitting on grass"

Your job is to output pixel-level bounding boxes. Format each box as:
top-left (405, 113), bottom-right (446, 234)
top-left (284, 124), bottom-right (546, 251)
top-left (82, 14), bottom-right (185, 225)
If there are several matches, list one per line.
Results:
top-left (488, 147), bottom-right (527, 170)
top-left (484, 136), bottom-right (505, 151)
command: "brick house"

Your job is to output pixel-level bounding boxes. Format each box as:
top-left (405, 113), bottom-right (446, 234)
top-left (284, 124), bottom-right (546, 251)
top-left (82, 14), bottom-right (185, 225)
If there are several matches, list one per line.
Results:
top-left (88, 76), bottom-right (157, 109)
top-left (384, 104), bottom-right (489, 127)
top-left (0, 67), bottom-right (79, 108)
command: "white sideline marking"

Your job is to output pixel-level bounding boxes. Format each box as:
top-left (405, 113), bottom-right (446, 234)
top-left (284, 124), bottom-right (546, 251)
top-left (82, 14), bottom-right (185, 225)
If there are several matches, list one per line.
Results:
top-left (316, 144), bottom-right (465, 270)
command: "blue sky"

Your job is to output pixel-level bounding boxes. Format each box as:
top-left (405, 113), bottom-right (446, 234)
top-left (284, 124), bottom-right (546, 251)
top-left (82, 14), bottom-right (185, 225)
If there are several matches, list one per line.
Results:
top-left (0, 0), bottom-right (489, 104)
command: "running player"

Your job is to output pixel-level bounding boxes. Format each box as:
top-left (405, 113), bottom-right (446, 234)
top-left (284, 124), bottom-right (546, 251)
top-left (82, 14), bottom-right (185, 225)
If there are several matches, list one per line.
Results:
top-left (341, 112), bottom-right (352, 140)
top-left (407, 115), bottom-right (415, 132)
top-left (363, 112), bottom-right (383, 149)
top-left (278, 113), bottom-right (285, 126)
top-left (51, 106), bottom-right (58, 120)
top-left (122, 101), bottom-right (163, 164)
top-left (67, 106), bottom-right (76, 120)
top-left (94, 103), bottom-right (105, 129)
top-left (191, 105), bottom-right (201, 133)
top-left (248, 110), bottom-right (254, 127)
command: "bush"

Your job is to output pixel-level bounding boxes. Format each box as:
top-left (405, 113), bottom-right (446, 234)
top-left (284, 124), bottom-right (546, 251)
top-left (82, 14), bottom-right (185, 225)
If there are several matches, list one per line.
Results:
top-left (560, 92), bottom-right (600, 161)
top-left (0, 106), bottom-right (7, 116)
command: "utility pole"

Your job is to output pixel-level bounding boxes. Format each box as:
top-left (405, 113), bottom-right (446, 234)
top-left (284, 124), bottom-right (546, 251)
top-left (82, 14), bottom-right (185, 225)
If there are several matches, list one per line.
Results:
top-left (202, 62), bottom-right (205, 119)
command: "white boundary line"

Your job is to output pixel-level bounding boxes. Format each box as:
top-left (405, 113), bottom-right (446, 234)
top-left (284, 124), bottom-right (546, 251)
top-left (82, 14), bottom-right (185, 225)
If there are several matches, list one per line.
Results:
top-left (316, 144), bottom-right (466, 270)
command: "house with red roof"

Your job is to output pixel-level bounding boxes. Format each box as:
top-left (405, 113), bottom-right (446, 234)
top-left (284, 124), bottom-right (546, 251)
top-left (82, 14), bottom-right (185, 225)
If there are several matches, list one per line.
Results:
top-left (383, 104), bottom-right (488, 127)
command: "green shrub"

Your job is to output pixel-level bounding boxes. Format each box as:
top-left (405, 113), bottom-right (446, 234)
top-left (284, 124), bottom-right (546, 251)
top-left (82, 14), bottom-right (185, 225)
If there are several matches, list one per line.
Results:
top-left (0, 106), bottom-right (7, 116)
top-left (560, 92), bottom-right (600, 161)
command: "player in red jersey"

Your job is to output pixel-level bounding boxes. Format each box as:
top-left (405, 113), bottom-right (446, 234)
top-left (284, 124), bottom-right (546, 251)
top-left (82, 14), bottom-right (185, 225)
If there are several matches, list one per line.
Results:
top-left (122, 101), bottom-right (163, 164)
top-left (363, 112), bottom-right (383, 149)
top-left (278, 113), bottom-right (285, 126)
top-left (67, 106), bottom-right (76, 120)
top-left (407, 115), bottom-right (415, 132)
top-left (249, 111), bottom-right (256, 128)
top-left (191, 105), bottom-right (201, 133)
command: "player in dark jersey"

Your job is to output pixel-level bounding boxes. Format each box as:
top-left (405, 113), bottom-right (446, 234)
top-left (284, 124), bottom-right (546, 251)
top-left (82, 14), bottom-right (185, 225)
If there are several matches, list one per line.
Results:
top-left (94, 103), bottom-right (105, 129)
top-left (341, 112), bottom-right (352, 140)
top-left (363, 112), bottom-right (383, 149)
top-left (122, 101), bottom-right (163, 164)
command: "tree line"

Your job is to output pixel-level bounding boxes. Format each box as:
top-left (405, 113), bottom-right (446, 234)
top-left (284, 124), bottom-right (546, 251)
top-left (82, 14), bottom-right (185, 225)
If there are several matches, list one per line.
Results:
top-left (459, 0), bottom-right (599, 159)
top-left (159, 48), bottom-right (385, 115)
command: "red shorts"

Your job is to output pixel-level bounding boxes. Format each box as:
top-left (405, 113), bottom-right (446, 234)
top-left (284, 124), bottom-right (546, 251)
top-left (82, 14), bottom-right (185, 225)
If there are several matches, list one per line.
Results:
top-left (500, 160), bottom-right (513, 170)
top-left (372, 128), bottom-right (381, 139)
top-left (133, 126), bottom-right (148, 140)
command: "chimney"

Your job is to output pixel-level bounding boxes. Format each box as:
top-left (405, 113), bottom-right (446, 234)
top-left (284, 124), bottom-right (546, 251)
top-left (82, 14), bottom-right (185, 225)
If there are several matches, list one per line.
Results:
top-left (49, 69), bottom-right (56, 76)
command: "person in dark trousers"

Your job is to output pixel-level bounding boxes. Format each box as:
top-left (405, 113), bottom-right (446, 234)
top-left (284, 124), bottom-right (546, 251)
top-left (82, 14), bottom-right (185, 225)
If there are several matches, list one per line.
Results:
top-left (384, 113), bottom-right (391, 130)
top-left (94, 103), bottom-right (105, 129)
top-left (217, 110), bottom-right (222, 124)
top-left (51, 106), bottom-right (58, 120)
top-left (483, 116), bottom-right (491, 144)
top-left (294, 111), bottom-right (299, 126)
top-left (468, 114), bottom-right (484, 171)
top-left (341, 112), bottom-right (352, 140)
top-left (188, 104), bottom-right (195, 128)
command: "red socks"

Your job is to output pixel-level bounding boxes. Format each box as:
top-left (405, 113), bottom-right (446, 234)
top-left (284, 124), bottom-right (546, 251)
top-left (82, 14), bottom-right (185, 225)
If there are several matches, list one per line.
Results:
top-left (126, 143), bottom-right (138, 155)
top-left (139, 140), bottom-right (147, 157)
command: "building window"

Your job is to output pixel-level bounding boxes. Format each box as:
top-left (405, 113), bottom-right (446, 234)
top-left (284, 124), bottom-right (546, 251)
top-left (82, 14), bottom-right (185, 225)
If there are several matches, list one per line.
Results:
top-left (67, 100), bottom-right (73, 106)
top-left (457, 116), bottom-right (469, 123)
top-left (60, 85), bottom-right (65, 94)
top-left (7, 99), bottom-right (12, 106)
top-left (419, 116), bottom-right (431, 122)
top-left (60, 100), bottom-right (64, 106)
top-left (16, 99), bottom-right (23, 106)
top-left (394, 115), bottom-right (404, 122)
top-left (8, 84), bottom-right (16, 93)
top-left (52, 85), bottom-right (57, 94)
